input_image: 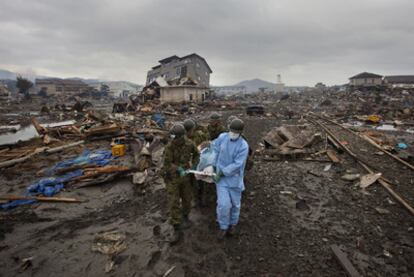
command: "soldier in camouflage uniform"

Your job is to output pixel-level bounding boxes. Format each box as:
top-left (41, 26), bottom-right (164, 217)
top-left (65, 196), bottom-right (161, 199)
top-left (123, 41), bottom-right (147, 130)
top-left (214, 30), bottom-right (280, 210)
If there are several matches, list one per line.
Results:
top-left (162, 123), bottom-right (199, 242)
top-left (183, 119), bottom-right (209, 147)
top-left (183, 119), bottom-right (209, 207)
top-left (207, 113), bottom-right (226, 140)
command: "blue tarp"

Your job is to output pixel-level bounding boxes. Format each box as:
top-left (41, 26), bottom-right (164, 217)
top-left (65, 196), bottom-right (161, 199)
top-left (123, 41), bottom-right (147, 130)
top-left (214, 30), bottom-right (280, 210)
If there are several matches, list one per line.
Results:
top-left (0, 170), bottom-right (84, 210)
top-left (27, 169), bottom-right (84, 196)
top-left (397, 142), bottom-right (408, 150)
top-left (1, 149), bottom-right (113, 210)
top-left (197, 144), bottom-right (217, 171)
top-left (151, 113), bottom-right (165, 128)
top-left (46, 150), bottom-right (112, 176)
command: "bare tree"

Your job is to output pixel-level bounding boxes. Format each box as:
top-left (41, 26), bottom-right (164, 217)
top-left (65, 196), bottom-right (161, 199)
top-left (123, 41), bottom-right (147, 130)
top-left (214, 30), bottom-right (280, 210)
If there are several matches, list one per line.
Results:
top-left (16, 75), bottom-right (33, 98)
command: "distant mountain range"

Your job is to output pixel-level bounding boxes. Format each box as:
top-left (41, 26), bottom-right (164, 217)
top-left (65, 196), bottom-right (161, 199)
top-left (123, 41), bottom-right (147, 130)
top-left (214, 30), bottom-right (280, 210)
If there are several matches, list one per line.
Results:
top-left (0, 69), bottom-right (19, 80)
top-left (1, 69), bottom-right (308, 95)
top-left (0, 69), bottom-right (143, 96)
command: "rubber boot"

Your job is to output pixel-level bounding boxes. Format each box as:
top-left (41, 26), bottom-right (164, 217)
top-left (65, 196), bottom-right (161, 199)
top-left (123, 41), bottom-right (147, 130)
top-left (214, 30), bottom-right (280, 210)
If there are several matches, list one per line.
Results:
top-left (217, 229), bottom-right (228, 241)
top-left (170, 225), bottom-right (181, 244)
top-left (227, 225), bottom-right (238, 236)
top-left (181, 215), bottom-right (192, 230)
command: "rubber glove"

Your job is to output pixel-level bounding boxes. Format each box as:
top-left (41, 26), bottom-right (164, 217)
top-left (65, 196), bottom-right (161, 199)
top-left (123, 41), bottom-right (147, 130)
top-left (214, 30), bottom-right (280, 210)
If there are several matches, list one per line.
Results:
top-left (176, 166), bottom-right (187, 177)
top-left (213, 171), bottom-right (224, 183)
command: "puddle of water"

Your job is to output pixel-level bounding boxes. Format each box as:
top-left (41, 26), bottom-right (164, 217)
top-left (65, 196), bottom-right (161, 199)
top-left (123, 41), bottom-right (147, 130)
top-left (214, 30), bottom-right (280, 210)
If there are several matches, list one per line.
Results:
top-left (0, 120), bottom-right (76, 145)
top-left (44, 120), bottom-right (75, 128)
top-left (375, 124), bottom-right (398, 131)
top-left (4, 111), bottom-right (39, 117)
top-left (0, 124), bottom-right (20, 130)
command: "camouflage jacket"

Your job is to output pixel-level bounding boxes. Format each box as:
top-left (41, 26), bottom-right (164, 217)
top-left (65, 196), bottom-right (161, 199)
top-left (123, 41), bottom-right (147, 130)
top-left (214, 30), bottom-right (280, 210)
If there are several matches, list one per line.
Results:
top-left (188, 129), bottom-right (209, 146)
top-left (207, 124), bottom-right (226, 140)
top-left (162, 138), bottom-right (200, 180)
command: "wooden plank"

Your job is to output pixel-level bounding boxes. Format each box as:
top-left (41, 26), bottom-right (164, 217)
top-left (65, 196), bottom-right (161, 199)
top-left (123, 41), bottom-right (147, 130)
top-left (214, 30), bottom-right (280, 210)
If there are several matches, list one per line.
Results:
top-left (361, 134), bottom-right (414, 171)
top-left (316, 114), bottom-right (414, 171)
top-left (0, 195), bottom-right (81, 203)
top-left (31, 117), bottom-right (47, 135)
top-left (309, 118), bottom-right (414, 216)
top-left (0, 141), bottom-right (84, 169)
top-left (326, 150), bottom-right (341, 164)
top-left (330, 244), bottom-right (362, 277)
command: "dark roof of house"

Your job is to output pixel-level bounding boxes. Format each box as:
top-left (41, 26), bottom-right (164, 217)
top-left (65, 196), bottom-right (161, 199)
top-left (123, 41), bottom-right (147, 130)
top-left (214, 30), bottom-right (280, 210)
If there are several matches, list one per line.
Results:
top-left (349, 72), bottom-right (383, 79)
top-left (384, 75), bottom-right (414, 84)
top-left (180, 53), bottom-right (213, 73)
top-left (36, 78), bottom-right (88, 86)
top-left (158, 55), bottom-right (179, 64)
top-left (151, 53), bottom-right (213, 73)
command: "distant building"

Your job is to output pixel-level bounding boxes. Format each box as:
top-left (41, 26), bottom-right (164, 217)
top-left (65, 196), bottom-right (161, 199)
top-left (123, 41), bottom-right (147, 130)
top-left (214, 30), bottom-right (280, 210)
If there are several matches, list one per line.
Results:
top-left (384, 75), bottom-right (414, 88)
top-left (146, 53), bottom-right (212, 87)
top-left (34, 78), bottom-right (90, 96)
top-left (212, 86), bottom-right (246, 95)
top-left (315, 82), bottom-right (327, 90)
top-left (349, 72), bottom-right (383, 87)
top-left (275, 74), bottom-right (285, 93)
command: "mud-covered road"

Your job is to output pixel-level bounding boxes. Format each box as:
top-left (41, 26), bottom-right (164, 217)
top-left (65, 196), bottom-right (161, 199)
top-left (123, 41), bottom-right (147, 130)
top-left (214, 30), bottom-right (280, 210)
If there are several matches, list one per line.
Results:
top-left (0, 116), bottom-right (413, 276)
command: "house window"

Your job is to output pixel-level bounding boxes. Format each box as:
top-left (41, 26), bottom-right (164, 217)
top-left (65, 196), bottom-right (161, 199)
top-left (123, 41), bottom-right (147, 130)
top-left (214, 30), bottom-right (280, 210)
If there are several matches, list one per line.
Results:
top-left (196, 63), bottom-right (200, 68)
top-left (364, 79), bottom-right (367, 84)
top-left (56, 86), bottom-right (63, 92)
top-left (189, 94), bottom-right (193, 101)
top-left (198, 76), bottom-right (201, 81)
top-left (180, 66), bottom-right (187, 78)
top-left (176, 67), bottom-right (181, 76)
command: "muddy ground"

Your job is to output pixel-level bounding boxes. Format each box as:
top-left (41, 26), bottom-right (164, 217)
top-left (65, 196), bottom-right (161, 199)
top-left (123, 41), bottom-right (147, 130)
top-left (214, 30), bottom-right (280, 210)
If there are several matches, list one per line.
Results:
top-left (0, 115), bottom-right (413, 277)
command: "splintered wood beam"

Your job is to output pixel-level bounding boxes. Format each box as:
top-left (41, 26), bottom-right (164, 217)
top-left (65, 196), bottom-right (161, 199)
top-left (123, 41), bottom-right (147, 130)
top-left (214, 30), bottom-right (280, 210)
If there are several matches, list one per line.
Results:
top-left (0, 195), bottom-right (81, 203)
top-left (330, 245), bottom-right (362, 277)
top-left (313, 113), bottom-right (414, 172)
top-left (308, 117), bottom-right (414, 216)
top-left (326, 150), bottom-right (341, 163)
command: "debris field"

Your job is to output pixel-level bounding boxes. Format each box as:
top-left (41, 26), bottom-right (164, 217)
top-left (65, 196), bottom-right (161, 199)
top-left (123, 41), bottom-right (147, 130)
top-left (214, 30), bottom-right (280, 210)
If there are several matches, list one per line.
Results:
top-left (0, 86), bottom-right (413, 276)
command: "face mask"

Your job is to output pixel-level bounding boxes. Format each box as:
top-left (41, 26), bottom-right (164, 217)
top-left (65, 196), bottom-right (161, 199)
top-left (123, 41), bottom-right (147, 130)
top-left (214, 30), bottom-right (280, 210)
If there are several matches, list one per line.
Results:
top-left (229, 132), bottom-right (240, 140)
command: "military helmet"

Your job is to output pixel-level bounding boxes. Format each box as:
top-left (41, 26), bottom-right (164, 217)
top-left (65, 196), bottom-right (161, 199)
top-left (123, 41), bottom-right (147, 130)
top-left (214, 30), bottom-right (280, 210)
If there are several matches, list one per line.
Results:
top-left (183, 119), bottom-right (196, 132)
top-left (226, 115), bottom-right (238, 128)
top-left (229, 118), bottom-right (244, 133)
top-left (170, 123), bottom-right (186, 138)
top-left (210, 113), bottom-right (221, 120)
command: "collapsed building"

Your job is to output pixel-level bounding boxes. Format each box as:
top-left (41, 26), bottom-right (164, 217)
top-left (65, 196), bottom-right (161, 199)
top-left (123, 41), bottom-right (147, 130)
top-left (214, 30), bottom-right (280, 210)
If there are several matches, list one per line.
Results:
top-left (142, 53), bottom-right (213, 103)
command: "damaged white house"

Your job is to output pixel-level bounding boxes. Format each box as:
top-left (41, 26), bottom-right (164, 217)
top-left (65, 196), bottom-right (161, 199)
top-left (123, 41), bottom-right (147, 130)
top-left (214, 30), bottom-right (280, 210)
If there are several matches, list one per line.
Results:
top-left (144, 53), bottom-right (212, 103)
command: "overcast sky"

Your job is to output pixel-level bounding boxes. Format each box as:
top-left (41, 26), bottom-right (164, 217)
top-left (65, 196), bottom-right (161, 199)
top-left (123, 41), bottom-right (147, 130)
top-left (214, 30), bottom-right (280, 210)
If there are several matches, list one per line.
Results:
top-left (0, 0), bottom-right (413, 86)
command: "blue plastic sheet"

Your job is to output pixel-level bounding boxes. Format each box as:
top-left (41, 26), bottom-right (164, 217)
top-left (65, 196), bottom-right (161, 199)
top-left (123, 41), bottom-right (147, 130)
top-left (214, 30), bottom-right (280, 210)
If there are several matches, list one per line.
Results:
top-left (1, 199), bottom-right (37, 210)
top-left (27, 169), bottom-right (83, 196)
top-left (1, 149), bottom-right (113, 210)
top-left (47, 150), bottom-right (112, 175)
top-left (197, 145), bottom-right (217, 171)
top-left (1, 170), bottom-right (84, 210)
top-left (397, 142), bottom-right (408, 150)
top-left (151, 113), bottom-right (165, 128)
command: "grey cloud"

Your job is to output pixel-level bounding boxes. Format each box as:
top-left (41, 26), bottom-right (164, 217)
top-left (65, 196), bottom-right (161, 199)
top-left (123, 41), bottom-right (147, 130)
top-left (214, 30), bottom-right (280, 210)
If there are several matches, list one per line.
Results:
top-left (0, 0), bottom-right (413, 85)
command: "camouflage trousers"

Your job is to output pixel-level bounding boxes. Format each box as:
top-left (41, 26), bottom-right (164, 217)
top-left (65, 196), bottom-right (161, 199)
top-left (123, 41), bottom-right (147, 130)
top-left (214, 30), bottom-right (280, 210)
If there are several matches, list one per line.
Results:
top-left (166, 176), bottom-right (193, 226)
